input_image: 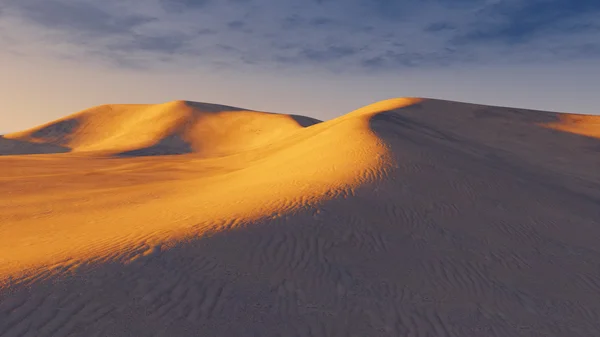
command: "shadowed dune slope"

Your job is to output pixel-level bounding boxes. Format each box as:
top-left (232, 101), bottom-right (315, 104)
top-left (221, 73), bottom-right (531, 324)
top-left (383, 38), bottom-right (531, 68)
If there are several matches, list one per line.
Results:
top-left (0, 136), bottom-right (69, 155)
top-left (3, 100), bottom-right (322, 156)
top-left (1, 98), bottom-right (600, 337)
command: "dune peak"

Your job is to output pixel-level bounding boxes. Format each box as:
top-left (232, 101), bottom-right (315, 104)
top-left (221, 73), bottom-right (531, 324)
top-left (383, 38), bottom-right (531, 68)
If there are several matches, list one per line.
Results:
top-left (2, 100), bottom-right (322, 157)
top-left (346, 97), bottom-right (424, 117)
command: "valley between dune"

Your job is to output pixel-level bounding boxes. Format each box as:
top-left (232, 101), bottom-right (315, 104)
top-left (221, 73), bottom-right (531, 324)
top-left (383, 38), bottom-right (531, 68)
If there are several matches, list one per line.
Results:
top-left (1, 97), bottom-right (600, 336)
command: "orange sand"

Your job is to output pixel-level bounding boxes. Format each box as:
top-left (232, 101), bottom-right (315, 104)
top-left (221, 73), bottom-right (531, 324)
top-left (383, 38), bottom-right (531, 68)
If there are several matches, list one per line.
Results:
top-left (0, 98), bottom-right (421, 280)
top-left (543, 114), bottom-right (600, 139)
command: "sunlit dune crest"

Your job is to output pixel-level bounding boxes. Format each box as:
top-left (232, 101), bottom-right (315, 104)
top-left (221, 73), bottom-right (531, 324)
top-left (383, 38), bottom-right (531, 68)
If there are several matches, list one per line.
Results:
top-left (542, 113), bottom-right (600, 139)
top-left (0, 98), bottom-right (420, 279)
top-left (4, 100), bottom-right (322, 157)
top-left (1, 97), bottom-right (600, 336)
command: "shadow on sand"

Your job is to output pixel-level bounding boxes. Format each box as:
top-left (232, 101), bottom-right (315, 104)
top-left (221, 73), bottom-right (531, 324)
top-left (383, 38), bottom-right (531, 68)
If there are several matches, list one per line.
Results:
top-left (0, 135), bottom-right (70, 155)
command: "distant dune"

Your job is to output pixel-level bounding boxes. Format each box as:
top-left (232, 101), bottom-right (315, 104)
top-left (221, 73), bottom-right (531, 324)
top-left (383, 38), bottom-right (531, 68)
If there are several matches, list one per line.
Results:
top-left (3, 100), bottom-right (321, 157)
top-left (1, 98), bottom-right (600, 337)
top-left (543, 113), bottom-right (600, 139)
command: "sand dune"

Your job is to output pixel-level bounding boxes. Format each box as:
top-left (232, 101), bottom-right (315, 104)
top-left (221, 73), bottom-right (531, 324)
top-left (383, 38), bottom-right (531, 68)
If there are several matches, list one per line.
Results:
top-left (3, 100), bottom-right (321, 157)
top-left (543, 113), bottom-right (600, 139)
top-left (1, 98), bottom-right (600, 336)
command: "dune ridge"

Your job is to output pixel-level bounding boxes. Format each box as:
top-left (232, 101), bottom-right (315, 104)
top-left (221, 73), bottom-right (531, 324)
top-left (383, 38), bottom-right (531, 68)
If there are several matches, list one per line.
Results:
top-left (3, 100), bottom-right (322, 157)
top-left (542, 113), bottom-right (600, 139)
top-left (0, 98), bottom-right (421, 280)
top-left (1, 97), bottom-right (600, 337)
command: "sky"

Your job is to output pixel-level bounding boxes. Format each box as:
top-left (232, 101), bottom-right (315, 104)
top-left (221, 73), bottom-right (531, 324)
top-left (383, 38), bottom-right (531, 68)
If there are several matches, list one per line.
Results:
top-left (1, 0), bottom-right (600, 133)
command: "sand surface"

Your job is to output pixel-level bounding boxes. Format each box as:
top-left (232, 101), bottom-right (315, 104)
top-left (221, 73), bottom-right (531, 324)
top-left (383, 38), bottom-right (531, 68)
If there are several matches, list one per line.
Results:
top-left (1, 98), bottom-right (600, 336)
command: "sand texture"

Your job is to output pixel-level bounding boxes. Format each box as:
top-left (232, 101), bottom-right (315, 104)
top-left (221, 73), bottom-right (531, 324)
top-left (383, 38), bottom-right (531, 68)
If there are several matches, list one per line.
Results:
top-left (1, 98), bottom-right (600, 336)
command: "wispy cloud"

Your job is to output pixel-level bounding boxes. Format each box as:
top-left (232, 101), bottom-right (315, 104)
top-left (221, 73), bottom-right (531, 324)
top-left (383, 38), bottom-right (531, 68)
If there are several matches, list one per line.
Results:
top-left (1, 0), bottom-right (599, 72)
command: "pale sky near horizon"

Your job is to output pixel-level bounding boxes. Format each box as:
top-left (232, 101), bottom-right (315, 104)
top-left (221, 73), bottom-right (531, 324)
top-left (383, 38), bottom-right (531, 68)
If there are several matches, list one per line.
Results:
top-left (1, 0), bottom-right (600, 133)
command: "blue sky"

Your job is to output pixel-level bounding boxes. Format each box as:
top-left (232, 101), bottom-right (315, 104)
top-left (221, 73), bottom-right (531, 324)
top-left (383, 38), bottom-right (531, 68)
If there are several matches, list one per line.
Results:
top-left (1, 0), bottom-right (599, 132)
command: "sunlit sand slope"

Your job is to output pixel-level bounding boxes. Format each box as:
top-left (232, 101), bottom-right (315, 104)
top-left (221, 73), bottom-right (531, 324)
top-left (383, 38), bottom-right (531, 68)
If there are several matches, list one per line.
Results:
top-left (543, 113), bottom-right (600, 139)
top-left (3, 100), bottom-right (321, 156)
top-left (0, 98), bottom-right (418, 278)
top-left (1, 98), bottom-right (600, 337)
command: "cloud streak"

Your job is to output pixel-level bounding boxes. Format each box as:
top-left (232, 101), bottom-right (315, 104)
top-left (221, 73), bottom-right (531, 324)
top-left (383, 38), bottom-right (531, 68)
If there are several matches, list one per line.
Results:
top-left (1, 0), bottom-right (599, 72)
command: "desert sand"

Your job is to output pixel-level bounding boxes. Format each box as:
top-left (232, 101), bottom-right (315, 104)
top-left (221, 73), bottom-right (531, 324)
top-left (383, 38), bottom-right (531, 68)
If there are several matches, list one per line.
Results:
top-left (1, 98), bottom-right (600, 336)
